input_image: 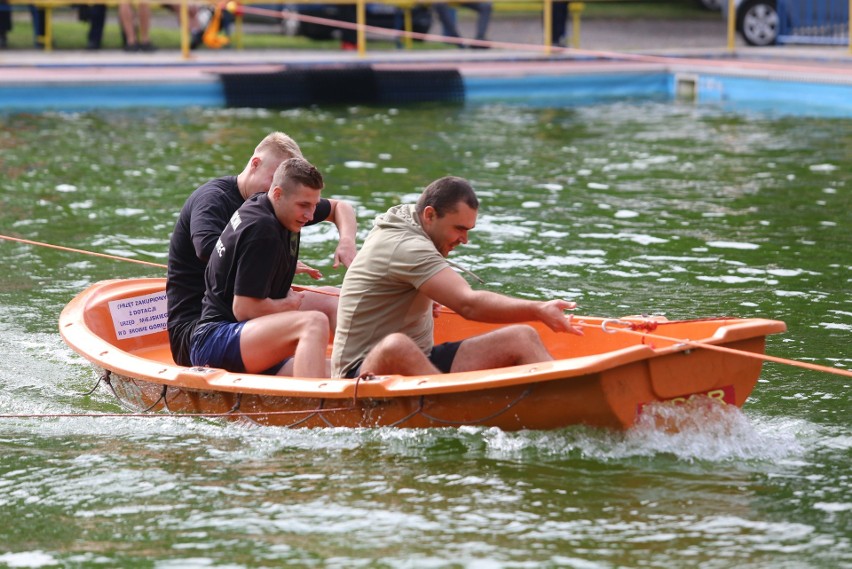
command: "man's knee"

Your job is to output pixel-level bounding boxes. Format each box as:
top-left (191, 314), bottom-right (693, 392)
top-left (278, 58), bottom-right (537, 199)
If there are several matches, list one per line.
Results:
top-left (377, 332), bottom-right (417, 353)
top-left (501, 324), bottom-right (540, 343)
top-left (301, 311), bottom-right (330, 339)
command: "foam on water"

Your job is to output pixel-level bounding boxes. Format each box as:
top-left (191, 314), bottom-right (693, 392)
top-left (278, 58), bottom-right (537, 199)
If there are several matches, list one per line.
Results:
top-left (343, 161), bottom-right (376, 169)
top-left (580, 232), bottom-right (669, 245)
top-left (697, 275), bottom-right (769, 284)
top-left (68, 200), bottom-right (93, 210)
top-left (706, 240), bottom-right (760, 250)
top-left (534, 183), bottom-right (563, 191)
top-left (0, 551), bottom-right (58, 568)
top-left (809, 164), bottom-right (838, 172)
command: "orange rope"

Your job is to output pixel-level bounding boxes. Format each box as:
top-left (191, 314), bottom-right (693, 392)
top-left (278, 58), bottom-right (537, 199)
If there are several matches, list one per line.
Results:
top-left (1, 234), bottom-right (167, 269)
top-left (578, 320), bottom-right (852, 378)
top-left (0, 233), bottom-right (342, 296)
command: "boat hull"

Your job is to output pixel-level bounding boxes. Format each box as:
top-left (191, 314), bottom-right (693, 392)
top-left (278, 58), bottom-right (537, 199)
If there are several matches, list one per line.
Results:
top-left (60, 278), bottom-right (786, 430)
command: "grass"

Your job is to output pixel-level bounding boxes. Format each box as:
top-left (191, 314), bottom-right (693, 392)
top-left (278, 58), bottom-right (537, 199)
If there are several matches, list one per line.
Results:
top-left (1, 0), bottom-right (713, 51)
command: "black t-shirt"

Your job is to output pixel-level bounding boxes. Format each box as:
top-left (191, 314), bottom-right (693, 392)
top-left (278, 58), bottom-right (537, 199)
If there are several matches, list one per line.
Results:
top-left (166, 176), bottom-right (244, 332)
top-left (198, 192), bottom-right (331, 325)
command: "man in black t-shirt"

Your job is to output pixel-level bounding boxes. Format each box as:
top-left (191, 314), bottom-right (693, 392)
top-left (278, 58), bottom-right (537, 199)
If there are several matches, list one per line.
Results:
top-left (190, 157), bottom-right (334, 378)
top-left (166, 132), bottom-right (357, 367)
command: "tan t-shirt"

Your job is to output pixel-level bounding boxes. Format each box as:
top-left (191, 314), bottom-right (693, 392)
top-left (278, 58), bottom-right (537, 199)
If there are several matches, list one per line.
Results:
top-left (331, 204), bottom-right (448, 378)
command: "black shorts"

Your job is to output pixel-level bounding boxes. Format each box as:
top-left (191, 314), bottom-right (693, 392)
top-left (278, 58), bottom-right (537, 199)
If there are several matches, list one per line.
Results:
top-left (428, 341), bottom-right (462, 373)
top-left (168, 319), bottom-right (196, 367)
top-left (345, 340), bottom-right (462, 379)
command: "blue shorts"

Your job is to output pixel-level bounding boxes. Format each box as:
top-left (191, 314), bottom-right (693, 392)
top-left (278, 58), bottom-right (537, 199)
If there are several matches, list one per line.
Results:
top-left (190, 321), bottom-right (287, 375)
top-left (345, 340), bottom-right (462, 379)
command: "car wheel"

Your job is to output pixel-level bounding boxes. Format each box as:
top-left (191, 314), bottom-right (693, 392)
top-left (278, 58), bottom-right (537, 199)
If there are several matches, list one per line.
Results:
top-left (738, 0), bottom-right (779, 46)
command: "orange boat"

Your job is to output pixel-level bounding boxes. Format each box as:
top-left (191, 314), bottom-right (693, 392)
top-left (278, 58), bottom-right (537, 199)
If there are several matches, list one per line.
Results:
top-left (59, 278), bottom-right (787, 431)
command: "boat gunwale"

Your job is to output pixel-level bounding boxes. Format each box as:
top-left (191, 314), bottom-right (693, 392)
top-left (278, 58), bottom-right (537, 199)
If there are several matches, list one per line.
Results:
top-left (59, 278), bottom-right (786, 400)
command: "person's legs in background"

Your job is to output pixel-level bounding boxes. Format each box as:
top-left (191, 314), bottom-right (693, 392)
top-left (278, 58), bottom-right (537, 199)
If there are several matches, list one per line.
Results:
top-left (119, 1), bottom-right (154, 51)
top-left (434, 3), bottom-right (491, 47)
top-left (337, 3), bottom-right (357, 50)
top-left (550, 1), bottom-right (569, 46)
top-left (85, 4), bottom-right (107, 50)
top-left (468, 2), bottom-right (491, 41)
top-left (29, 5), bottom-right (46, 48)
top-left (0, 0), bottom-right (11, 48)
top-left (433, 3), bottom-right (461, 44)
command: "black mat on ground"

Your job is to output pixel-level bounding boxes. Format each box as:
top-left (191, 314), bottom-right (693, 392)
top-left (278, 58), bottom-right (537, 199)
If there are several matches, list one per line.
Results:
top-left (220, 67), bottom-right (464, 107)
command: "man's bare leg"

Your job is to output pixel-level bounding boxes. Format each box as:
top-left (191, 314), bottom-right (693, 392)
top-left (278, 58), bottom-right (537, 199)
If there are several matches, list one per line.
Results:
top-left (450, 325), bottom-right (553, 373)
top-left (360, 333), bottom-right (440, 377)
top-left (299, 286), bottom-right (339, 332)
top-left (239, 310), bottom-right (329, 378)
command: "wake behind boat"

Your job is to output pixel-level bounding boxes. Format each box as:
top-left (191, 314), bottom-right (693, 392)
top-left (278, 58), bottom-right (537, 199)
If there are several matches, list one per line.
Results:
top-left (59, 278), bottom-right (787, 430)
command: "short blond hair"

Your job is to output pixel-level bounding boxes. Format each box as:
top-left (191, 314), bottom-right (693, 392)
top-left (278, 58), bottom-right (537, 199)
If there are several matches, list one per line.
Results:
top-left (255, 132), bottom-right (303, 160)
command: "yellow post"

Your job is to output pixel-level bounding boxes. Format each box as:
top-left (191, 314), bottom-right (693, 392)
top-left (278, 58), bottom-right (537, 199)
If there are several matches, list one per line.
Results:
top-left (543, 0), bottom-right (552, 55)
top-left (570, 2), bottom-right (583, 49)
top-left (404, 5), bottom-right (413, 49)
top-left (727, 0), bottom-right (736, 52)
top-left (357, 0), bottom-right (366, 56)
top-left (43, 6), bottom-right (52, 52)
top-left (180, 0), bottom-right (190, 60)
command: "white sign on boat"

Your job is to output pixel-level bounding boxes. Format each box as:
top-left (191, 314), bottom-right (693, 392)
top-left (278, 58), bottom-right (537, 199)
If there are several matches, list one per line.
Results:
top-left (108, 291), bottom-right (168, 339)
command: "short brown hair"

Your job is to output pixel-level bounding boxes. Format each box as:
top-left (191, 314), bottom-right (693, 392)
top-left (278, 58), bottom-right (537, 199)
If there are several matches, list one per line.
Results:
top-left (273, 157), bottom-right (324, 194)
top-left (416, 176), bottom-right (479, 217)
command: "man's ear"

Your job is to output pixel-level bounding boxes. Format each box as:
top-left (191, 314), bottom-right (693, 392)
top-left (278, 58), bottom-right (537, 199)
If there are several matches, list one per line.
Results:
top-left (250, 156), bottom-right (262, 171)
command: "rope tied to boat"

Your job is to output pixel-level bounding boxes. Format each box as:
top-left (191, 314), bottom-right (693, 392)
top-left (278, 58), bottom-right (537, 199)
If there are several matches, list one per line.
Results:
top-left (0, 233), bottom-right (343, 298)
top-left (583, 319), bottom-right (852, 379)
top-left (601, 319), bottom-right (659, 334)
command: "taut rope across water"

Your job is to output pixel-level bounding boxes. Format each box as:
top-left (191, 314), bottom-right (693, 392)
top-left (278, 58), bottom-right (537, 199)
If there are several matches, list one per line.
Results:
top-left (2, 233), bottom-right (849, 381)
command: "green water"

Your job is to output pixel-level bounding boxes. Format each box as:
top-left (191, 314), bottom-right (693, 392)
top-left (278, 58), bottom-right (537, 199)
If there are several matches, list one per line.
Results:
top-left (0, 102), bottom-right (849, 567)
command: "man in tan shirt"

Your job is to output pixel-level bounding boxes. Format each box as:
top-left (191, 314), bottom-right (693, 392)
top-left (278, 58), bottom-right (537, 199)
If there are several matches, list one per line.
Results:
top-left (331, 176), bottom-right (582, 379)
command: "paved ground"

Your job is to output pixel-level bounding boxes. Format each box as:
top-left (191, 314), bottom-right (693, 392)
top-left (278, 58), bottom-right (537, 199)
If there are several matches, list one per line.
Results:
top-left (484, 15), bottom-right (730, 50)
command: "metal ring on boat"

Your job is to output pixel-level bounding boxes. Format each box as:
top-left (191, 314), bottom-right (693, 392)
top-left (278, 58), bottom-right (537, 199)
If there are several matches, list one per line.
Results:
top-left (602, 319), bottom-right (629, 334)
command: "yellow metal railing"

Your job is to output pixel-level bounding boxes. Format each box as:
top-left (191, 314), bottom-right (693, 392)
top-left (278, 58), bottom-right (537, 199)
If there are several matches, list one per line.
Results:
top-left (726, 0), bottom-right (735, 52)
top-left (8, 0), bottom-right (589, 59)
top-left (229, 0), bottom-right (587, 57)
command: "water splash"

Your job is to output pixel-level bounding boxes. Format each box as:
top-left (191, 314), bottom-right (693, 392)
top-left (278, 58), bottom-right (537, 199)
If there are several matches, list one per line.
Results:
top-left (463, 402), bottom-right (809, 465)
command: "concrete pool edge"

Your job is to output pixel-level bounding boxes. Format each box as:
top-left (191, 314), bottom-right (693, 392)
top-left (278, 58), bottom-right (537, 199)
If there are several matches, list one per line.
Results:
top-left (1, 49), bottom-right (850, 116)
